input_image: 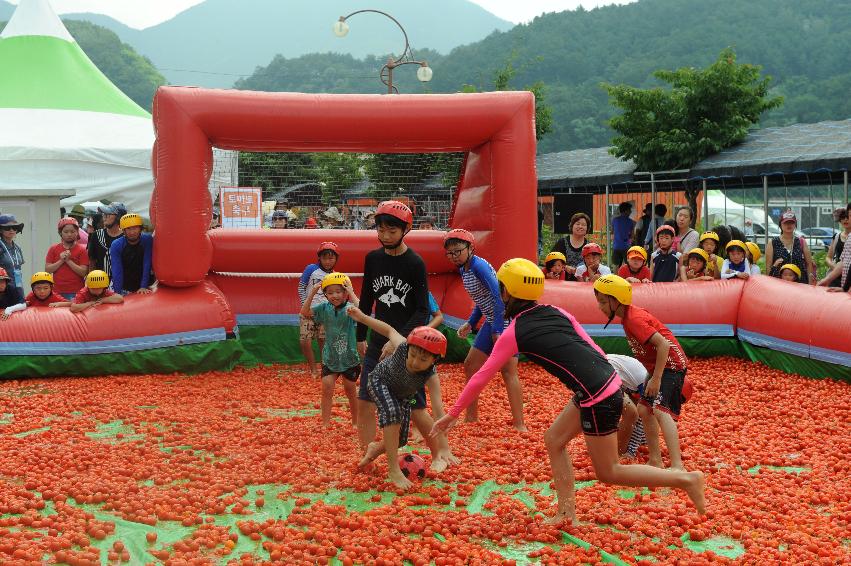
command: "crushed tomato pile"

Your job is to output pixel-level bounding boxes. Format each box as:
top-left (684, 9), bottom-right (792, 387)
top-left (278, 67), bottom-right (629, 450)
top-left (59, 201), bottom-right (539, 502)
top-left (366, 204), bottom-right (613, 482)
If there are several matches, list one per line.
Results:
top-left (0, 357), bottom-right (849, 565)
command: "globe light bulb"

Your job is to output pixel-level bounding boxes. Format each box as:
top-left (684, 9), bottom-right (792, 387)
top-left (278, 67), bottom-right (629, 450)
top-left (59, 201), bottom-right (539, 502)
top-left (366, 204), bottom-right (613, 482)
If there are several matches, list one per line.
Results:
top-left (416, 64), bottom-right (433, 82)
top-left (333, 18), bottom-right (349, 37)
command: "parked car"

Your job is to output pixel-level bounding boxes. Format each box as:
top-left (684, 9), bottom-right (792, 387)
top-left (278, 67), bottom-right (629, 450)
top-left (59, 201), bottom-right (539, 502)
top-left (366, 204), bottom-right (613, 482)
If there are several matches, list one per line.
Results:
top-left (800, 227), bottom-right (838, 249)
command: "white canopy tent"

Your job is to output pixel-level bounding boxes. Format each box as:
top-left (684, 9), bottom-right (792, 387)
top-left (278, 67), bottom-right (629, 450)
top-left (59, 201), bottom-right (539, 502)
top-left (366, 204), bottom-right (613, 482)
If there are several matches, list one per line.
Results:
top-left (705, 189), bottom-right (781, 236)
top-left (0, 0), bottom-right (155, 215)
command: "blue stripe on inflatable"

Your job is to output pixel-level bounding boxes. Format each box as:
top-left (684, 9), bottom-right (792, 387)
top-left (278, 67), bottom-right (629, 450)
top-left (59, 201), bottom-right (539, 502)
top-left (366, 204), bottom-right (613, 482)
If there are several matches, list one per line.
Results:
top-left (0, 328), bottom-right (227, 356)
top-left (739, 329), bottom-right (851, 367)
top-left (584, 324), bottom-right (735, 338)
top-left (236, 314), bottom-right (300, 326)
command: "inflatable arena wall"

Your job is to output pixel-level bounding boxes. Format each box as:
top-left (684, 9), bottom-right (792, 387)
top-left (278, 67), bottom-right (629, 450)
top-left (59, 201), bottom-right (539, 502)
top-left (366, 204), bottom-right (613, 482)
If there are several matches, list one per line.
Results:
top-left (1, 88), bottom-right (849, 382)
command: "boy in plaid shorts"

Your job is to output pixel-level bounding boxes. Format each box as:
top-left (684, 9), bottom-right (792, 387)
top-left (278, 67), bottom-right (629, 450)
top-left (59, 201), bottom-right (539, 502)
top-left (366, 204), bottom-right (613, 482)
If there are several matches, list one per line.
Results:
top-left (347, 305), bottom-right (452, 490)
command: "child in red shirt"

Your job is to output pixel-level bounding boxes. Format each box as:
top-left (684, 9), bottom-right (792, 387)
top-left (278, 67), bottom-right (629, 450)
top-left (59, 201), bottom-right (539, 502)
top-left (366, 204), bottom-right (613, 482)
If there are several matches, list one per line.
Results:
top-left (594, 274), bottom-right (689, 471)
top-left (70, 270), bottom-right (123, 313)
top-left (617, 246), bottom-right (651, 283)
top-left (45, 217), bottom-right (90, 300)
top-left (26, 272), bottom-right (70, 307)
top-left (541, 252), bottom-right (567, 280)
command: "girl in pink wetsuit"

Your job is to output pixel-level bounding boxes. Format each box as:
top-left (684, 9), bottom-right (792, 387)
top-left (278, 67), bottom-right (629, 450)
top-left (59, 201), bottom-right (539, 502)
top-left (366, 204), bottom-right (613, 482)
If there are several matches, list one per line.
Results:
top-left (431, 258), bottom-right (705, 525)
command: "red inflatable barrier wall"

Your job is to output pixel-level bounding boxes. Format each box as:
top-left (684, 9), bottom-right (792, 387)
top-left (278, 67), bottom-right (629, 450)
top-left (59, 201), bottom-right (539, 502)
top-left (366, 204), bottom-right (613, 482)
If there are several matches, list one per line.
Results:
top-left (151, 88), bottom-right (537, 287)
top-left (0, 281), bottom-right (234, 346)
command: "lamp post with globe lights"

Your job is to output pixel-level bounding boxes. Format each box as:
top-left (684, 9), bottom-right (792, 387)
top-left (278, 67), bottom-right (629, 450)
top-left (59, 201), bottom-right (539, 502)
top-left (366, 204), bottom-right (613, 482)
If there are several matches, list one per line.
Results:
top-left (333, 10), bottom-right (433, 94)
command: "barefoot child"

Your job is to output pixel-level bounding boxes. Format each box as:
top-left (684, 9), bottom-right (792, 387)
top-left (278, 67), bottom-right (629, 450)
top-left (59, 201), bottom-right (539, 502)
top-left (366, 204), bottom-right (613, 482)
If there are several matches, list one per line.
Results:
top-left (69, 271), bottom-right (124, 313)
top-left (443, 229), bottom-right (526, 431)
top-left (605, 353), bottom-right (649, 457)
top-left (348, 306), bottom-right (452, 489)
top-left (594, 274), bottom-right (690, 472)
top-left (298, 242), bottom-right (339, 377)
top-left (301, 272), bottom-right (361, 427)
top-left (433, 261), bottom-right (705, 524)
top-left (617, 246), bottom-right (651, 283)
top-left (541, 252), bottom-right (567, 280)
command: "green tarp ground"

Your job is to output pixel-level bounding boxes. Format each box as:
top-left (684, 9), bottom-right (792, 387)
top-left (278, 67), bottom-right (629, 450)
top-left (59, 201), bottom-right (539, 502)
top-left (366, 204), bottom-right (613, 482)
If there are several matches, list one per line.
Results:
top-left (0, 340), bottom-right (243, 380)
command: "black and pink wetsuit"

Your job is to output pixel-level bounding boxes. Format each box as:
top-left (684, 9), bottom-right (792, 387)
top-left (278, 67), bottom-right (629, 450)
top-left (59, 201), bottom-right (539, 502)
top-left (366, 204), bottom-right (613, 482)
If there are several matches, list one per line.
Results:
top-left (449, 304), bottom-right (621, 422)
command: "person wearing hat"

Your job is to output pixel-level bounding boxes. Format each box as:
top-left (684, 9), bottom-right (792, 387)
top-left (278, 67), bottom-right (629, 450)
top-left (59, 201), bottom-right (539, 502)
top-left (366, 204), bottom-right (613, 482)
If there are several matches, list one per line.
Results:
top-left (70, 270), bottom-right (124, 313)
top-left (322, 206), bottom-right (344, 228)
top-left (0, 267), bottom-right (25, 319)
top-left (303, 217), bottom-right (318, 229)
top-left (618, 245), bottom-right (651, 283)
top-left (765, 211), bottom-right (814, 284)
top-left (45, 218), bottom-right (91, 300)
top-left (67, 205), bottom-right (89, 246)
top-left (109, 213), bottom-right (155, 295)
top-left (0, 214), bottom-right (26, 296)
top-left (269, 210), bottom-right (288, 229)
top-left (88, 202), bottom-right (126, 278)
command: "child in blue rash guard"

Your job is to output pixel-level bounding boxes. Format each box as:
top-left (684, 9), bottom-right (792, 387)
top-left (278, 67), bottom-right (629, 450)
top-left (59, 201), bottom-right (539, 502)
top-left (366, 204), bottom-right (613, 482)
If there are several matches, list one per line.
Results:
top-left (298, 242), bottom-right (339, 377)
top-left (443, 229), bottom-right (526, 431)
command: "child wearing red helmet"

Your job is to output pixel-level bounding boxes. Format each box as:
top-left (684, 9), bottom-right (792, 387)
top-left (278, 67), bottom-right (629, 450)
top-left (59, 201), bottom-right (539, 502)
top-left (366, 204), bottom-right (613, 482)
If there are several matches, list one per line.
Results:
top-left (298, 241), bottom-right (339, 377)
top-left (45, 217), bottom-right (90, 300)
top-left (347, 305), bottom-right (451, 490)
top-left (574, 242), bottom-right (611, 282)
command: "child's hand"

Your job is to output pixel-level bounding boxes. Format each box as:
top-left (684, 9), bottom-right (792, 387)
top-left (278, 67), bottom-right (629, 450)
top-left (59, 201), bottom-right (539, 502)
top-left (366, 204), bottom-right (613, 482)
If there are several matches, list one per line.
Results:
top-left (626, 277), bottom-right (639, 283)
top-left (644, 376), bottom-right (661, 398)
top-left (457, 322), bottom-right (471, 339)
top-left (641, 278), bottom-right (651, 283)
top-left (312, 282), bottom-right (322, 292)
top-left (736, 272), bottom-right (750, 279)
top-left (773, 258), bottom-right (784, 268)
top-left (346, 305), bottom-right (364, 321)
top-left (357, 341), bottom-right (367, 357)
top-left (430, 414), bottom-right (458, 438)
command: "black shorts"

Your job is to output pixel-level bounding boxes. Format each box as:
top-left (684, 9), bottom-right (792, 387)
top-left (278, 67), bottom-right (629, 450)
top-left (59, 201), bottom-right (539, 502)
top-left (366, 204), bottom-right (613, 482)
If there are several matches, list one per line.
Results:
top-left (358, 355), bottom-right (427, 409)
top-left (322, 364), bottom-right (360, 382)
top-left (639, 368), bottom-right (685, 420)
top-left (572, 391), bottom-right (623, 436)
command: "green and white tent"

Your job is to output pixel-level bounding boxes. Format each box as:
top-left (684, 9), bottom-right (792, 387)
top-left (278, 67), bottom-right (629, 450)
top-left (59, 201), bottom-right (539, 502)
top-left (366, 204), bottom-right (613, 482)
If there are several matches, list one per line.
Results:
top-left (0, 0), bottom-right (154, 214)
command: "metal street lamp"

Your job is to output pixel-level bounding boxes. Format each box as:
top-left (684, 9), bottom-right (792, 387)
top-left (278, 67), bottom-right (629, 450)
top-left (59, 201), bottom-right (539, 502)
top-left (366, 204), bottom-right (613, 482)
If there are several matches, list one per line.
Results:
top-left (333, 9), bottom-right (432, 94)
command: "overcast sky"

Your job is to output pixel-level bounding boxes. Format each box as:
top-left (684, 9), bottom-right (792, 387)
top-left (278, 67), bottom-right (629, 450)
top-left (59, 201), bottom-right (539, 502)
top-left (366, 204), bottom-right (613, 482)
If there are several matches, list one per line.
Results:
top-left (11, 0), bottom-right (635, 29)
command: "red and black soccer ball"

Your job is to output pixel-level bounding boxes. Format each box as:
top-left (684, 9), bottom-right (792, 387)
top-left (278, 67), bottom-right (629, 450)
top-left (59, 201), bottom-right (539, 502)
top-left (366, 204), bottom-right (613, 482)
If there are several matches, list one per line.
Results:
top-left (398, 453), bottom-right (426, 480)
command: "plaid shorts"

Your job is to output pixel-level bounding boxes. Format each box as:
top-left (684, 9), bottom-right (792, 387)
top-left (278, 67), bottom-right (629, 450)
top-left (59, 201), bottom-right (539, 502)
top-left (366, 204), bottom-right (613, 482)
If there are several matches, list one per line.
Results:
top-left (299, 315), bottom-right (325, 341)
top-left (367, 375), bottom-right (411, 449)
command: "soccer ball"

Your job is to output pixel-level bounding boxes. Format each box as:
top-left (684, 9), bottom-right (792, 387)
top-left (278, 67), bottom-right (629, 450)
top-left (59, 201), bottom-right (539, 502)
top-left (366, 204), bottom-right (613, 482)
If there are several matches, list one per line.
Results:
top-left (398, 453), bottom-right (426, 480)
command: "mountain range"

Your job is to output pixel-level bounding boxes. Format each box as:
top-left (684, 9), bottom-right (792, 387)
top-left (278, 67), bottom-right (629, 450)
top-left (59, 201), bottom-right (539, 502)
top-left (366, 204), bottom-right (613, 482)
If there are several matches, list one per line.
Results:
top-left (0, 0), bottom-right (512, 88)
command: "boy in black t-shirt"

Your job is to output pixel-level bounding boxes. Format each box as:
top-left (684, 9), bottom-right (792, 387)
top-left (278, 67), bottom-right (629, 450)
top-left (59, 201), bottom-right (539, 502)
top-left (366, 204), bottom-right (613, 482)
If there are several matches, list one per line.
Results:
top-left (355, 201), bottom-right (458, 469)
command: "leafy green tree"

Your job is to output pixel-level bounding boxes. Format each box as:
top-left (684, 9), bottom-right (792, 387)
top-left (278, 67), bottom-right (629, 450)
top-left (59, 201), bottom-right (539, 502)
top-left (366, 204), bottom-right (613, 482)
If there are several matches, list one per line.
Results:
top-left (313, 153), bottom-right (365, 205)
top-left (604, 48), bottom-right (783, 219)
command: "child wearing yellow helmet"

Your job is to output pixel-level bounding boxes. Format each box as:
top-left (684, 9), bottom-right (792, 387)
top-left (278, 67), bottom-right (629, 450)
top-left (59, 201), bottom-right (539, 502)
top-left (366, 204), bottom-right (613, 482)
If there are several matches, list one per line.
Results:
top-left (433, 260), bottom-right (705, 524)
top-left (25, 272), bottom-right (70, 308)
top-left (617, 246), bottom-right (651, 283)
top-left (680, 249), bottom-right (714, 282)
top-left (593, 274), bottom-right (702, 508)
top-left (110, 213), bottom-right (155, 295)
top-left (779, 263), bottom-right (802, 282)
top-left (744, 242), bottom-right (762, 275)
top-left (300, 272), bottom-right (361, 427)
top-left (69, 270), bottom-right (124, 313)
top-left (721, 240), bottom-right (751, 280)
top-left (698, 231), bottom-right (722, 279)
top-left (542, 251), bottom-right (567, 280)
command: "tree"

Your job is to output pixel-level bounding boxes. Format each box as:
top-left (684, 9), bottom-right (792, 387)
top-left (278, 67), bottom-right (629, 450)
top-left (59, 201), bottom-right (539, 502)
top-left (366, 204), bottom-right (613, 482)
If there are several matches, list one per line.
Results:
top-left (313, 153), bottom-right (364, 205)
top-left (603, 48), bottom-right (783, 222)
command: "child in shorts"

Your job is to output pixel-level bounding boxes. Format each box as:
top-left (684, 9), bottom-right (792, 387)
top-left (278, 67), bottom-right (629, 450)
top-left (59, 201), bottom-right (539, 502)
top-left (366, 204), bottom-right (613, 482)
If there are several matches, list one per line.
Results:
top-left (301, 272), bottom-right (361, 428)
top-left (721, 240), bottom-right (751, 280)
top-left (617, 246), bottom-right (651, 283)
top-left (575, 243), bottom-right (611, 282)
top-left (299, 242), bottom-right (339, 377)
top-left (348, 305), bottom-right (451, 490)
top-left (650, 226), bottom-right (681, 282)
top-left (541, 252), bottom-right (567, 280)
top-left (70, 270), bottom-right (124, 313)
top-left (680, 249), bottom-right (714, 281)
top-left (443, 229), bottom-right (526, 431)
top-left (606, 353), bottom-right (648, 457)
top-left (594, 274), bottom-right (689, 470)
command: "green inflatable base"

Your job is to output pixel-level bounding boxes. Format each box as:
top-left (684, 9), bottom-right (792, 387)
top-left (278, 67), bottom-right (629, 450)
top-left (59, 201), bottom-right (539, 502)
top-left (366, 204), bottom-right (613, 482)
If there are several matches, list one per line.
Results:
top-left (0, 339), bottom-right (244, 380)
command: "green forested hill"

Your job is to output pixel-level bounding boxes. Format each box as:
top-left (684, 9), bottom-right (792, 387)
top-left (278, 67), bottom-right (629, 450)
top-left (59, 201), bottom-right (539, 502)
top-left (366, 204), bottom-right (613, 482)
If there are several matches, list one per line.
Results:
top-left (0, 18), bottom-right (165, 111)
top-left (236, 0), bottom-right (851, 153)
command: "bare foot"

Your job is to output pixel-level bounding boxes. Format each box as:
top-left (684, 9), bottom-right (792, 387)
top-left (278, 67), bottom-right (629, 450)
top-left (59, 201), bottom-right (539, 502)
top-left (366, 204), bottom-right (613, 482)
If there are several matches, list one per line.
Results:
top-left (358, 441), bottom-right (384, 469)
top-left (513, 421), bottom-right (529, 432)
top-left (388, 470), bottom-right (413, 490)
top-left (430, 457), bottom-right (448, 474)
top-left (543, 509), bottom-right (578, 526)
top-left (436, 449), bottom-right (460, 466)
top-left (684, 471), bottom-right (706, 514)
